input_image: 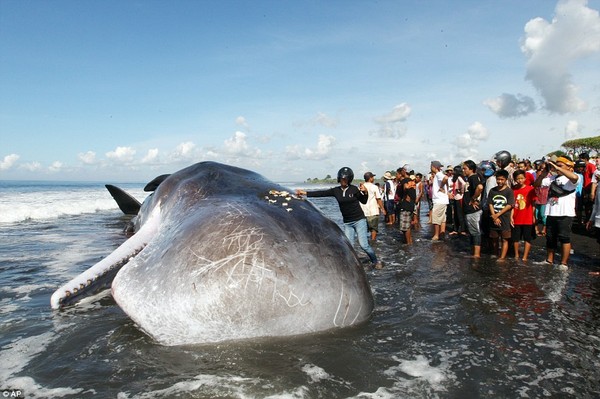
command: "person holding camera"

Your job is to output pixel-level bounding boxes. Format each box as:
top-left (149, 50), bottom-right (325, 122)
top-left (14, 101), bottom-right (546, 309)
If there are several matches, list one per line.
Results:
top-left (533, 157), bottom-right (580, 270)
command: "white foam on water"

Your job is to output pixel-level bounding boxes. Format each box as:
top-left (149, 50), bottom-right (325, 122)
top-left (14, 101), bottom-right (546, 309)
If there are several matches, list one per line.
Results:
top-left (0, 192), bottom-right (115, 224)
top-left (4, 376), bottom-right (86, 399)
top-left (118, 374), bottom-right (309, 399)
top-left (395, 355), bottom-right (447, 384)
top-left (0, 332), bottom-right (56, 382)
top-left (353, 352), bottom-right (457, 398)
top-left (301, 363), bottom-right (330, 383)
top-left (0, 298), bottom-right (20, 315)
top-left (0, 185), bottom-right (146, 224)
top-left (355, 387), bottom-right (400, 399)
top-left (0, 329), bottom-right (85, 398)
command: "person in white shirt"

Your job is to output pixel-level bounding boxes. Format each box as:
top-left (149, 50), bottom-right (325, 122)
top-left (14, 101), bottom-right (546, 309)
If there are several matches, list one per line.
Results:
top-left (360, 172), bottom-right (386, 240)
top-left (534, 157), bottom-right (580, 269)
top-left (587, 170), bottom-right (600, 275)
top-left (430, 160), bottom-right (449, 240)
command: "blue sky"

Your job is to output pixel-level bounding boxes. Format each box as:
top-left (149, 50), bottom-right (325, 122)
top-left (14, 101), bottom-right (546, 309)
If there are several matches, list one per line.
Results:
top-left (1, 0), bottom-right (599, 183)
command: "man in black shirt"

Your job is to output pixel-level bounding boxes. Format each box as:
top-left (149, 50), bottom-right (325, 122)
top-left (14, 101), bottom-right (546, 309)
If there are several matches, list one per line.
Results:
top-left (297, 167), bottom-right (382, 269)
top-left (462, 160), bottom-right (484, 258)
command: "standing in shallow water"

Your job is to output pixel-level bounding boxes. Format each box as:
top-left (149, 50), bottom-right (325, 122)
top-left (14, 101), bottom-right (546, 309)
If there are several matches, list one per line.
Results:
top-left (512, 169), bottom-right (536, 262)
top-left (296, 167), bottom-right (383, 269)
top-left (462, 160), bottom-right (484, 258)
top-left (487, 169), bottom-right (514, 260)
top-left (534, 157), bottom-right (579, 270)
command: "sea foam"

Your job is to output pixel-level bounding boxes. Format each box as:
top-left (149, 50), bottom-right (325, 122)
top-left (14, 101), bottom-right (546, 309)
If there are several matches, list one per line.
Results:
top-left (0, 183), bottom-right (146, 224)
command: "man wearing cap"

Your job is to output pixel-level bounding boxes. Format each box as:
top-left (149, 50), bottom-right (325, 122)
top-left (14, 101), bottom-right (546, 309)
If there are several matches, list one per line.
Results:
top-left (361, 172), bottom-right (386, 240)
top-left (534, 157), bottom-right (580, 269)
top-left (382, 171), bottom-right (396, 225)
top-left (430, 160), bottom-right (450, 240)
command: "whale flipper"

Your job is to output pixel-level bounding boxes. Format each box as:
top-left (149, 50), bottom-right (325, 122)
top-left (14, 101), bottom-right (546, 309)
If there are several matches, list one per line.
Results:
top-left (143, 174), bottom-right (170, 192)
top-left (54, 162), bottom-right (374, 345)
top-left (105, 184), bottom-right (141, 215)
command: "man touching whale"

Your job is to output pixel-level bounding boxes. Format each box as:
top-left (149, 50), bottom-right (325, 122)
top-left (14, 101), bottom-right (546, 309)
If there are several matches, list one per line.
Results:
top-left (297, 167), bottom-right (383, 270)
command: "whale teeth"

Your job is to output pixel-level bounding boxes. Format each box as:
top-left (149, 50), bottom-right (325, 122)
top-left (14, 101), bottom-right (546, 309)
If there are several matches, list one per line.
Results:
top-left (282, 202), bottom-right (288, 207)
top-left (286, 208), bottom-right (293, 212)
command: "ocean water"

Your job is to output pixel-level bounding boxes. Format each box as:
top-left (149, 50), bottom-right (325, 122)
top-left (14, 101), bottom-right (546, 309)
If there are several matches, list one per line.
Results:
top-left (1, 180), bottom-right (600, 398)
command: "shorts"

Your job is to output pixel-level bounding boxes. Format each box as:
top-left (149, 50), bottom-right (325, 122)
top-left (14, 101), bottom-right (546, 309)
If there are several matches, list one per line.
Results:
top-left (465, 210), bottom-right (482, 246)
top-left (399, 210), bottom-right (412, 231)
top-left (511, 224), bottom-right (534, 243)
top-left (385, 200), bottom-right (396, 214)
top-left (431, 203), bottom-right (447, 225)
top-left (490, 229), bottom-right (511, 239)
top-left (366, 215), bottom-right (379, 232)
top-left (546, 216), bottom-right (573, 249)
top-left (535, 204), bottom-right (547, 225)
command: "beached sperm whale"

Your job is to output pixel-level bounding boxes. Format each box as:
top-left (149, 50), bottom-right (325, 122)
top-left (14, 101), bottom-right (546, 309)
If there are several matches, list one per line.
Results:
top-left (50, 161), bottom-right (374, 345)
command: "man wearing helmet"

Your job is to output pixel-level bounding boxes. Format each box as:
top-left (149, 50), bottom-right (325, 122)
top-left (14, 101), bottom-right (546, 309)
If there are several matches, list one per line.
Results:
top-left (296, 167), bottom-right (383, 269)
top-left (495, 150), bottom-right (516, 187)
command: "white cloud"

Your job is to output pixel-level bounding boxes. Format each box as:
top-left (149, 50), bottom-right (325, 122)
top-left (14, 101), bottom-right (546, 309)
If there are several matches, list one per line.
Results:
top-left (169, 141), bottom-right (198, 162)
top-left (78, 151), bottom-right (96, 164)
top-left (235, 116), bottom-right (249, 129)
top-left (141, 148), bottom-right (159, 164)
top-left (314, 112), bottom-right (338, 128)
top-left (286, 134), bottom-right (335, 160)
top-left (484, 93), bottom-right (537, 118)
top-left (224, 131), bottom-right (262, 157)
top-left (48, 161), bottom-right (63, 173)
top-left (106, 146), bottom-right (136, 163)
top-left (520, 0), bottom-right (600, 114)
top-left (453, 122), bottom-right (490, 160)
top-left (371, 103), bottom-right (411, 138)
top-left (0, 154), bottom-right (19, 171)
top-left (564, 120), bottom-right (582, 139)
top-left (21, 162), bottom-right (41, 172)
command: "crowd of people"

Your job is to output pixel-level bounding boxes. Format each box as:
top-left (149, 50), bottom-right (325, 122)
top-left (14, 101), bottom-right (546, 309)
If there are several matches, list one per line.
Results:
top-left (296, 150), bottom-right (600, 272)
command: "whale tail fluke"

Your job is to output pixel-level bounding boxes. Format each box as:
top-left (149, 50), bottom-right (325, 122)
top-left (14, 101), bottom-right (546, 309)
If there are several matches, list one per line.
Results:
top-left (105, 184), bottom-right (141, 215)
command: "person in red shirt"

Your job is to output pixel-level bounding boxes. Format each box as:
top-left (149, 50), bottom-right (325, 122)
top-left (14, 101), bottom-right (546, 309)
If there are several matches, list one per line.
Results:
top-left (512, 169), bottom-right (537, 261)
top-left (580, 152), bottom-right (597, 222)
top-left (517, 160), bottom-right (535, 186)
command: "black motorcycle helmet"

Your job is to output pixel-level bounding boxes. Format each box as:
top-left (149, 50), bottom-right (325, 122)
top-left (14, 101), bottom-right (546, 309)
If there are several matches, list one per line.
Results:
top-left (478, 160), bottom-right (496, 177)
top-left (494, 150), bottom-right (512, 169)
top-left (575, 160), bottom-right (587, 169)
top-left (337, 167), bottom-right (354, 184)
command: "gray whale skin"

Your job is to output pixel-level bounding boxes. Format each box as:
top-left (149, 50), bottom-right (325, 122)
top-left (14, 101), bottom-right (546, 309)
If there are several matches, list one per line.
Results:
top-left (51, 161), bottom-right (374, 345)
